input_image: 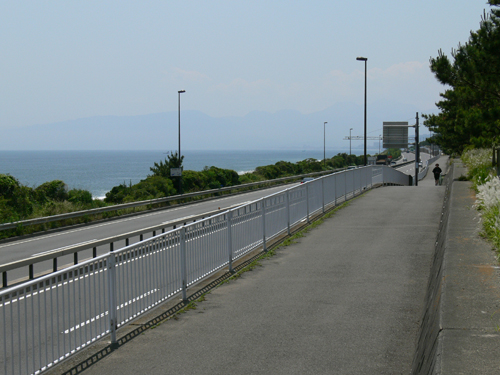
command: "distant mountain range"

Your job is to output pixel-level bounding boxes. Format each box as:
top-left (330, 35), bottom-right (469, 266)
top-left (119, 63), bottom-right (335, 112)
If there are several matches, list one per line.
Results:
top-left (2, 100), bottom-right (435, 151)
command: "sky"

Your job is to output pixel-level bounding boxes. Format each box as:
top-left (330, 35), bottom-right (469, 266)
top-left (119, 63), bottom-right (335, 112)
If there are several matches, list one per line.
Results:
top-left (0, 1), bottom-right (492, 137)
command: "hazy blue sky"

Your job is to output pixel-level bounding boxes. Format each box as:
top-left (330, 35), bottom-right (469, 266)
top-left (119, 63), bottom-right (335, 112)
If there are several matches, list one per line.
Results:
top-left (0, 1), bottom-right (491, 131)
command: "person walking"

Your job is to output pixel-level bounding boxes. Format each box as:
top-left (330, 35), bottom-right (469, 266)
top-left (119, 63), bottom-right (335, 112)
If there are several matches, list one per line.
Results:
top-left (432, 164), bottom-right (442, 186)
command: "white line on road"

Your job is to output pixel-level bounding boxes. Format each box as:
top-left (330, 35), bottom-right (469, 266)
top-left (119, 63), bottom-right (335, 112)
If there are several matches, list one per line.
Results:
top-left (32, 239), bottom-right (98, 257)
top-left (0, 192), bottom-right (276, 250)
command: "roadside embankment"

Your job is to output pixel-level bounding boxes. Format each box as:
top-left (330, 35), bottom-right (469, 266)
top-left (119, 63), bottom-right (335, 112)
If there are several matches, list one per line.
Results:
top-left (412, 161), bottom-right (500, 374)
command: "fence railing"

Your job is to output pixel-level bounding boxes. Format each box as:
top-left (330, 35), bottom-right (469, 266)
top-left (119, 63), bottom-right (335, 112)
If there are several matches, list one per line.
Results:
top-left (1, 206), bottom-right (244, 288)
top-left (0, 166), bottom-right (409, 375)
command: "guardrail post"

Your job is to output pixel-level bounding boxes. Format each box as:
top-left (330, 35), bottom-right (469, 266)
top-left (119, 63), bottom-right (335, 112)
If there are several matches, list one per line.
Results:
top-left (306, 184), bottom-right (310, 224)
top-left (107, 253), bottom-right (118, 347)
top-left (227, 211), bottom-right (234, 273)
top-left (262, 199), bottom-right (267, 251)
top-left (2, 271), bottom-right (7, 288)
top-left (53, 258), bottom-right (57, 272)
top-left (29, 264), bottom-right (34, 279)
top-left (286, 190), bottom-right (291, 236)
top-left (180, 227), bottom-right (188, 301)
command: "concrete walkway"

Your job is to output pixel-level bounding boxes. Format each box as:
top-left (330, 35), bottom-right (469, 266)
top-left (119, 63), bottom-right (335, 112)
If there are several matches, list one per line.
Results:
top-left (52, 158), bottom-right (459, 374)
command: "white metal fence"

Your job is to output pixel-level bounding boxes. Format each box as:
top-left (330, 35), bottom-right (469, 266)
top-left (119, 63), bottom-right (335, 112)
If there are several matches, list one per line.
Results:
top-left (0, 166), bottom-right (409, 375)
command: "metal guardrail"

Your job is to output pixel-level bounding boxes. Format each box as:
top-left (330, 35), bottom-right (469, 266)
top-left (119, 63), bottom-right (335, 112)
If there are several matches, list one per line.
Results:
top-left (0, 169), bottom-right (343, 232)
top-left (0, 166), bottom-right (410, 375)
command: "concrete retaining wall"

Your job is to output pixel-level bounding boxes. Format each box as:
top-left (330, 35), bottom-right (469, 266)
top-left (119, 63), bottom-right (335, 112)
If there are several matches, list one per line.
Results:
top-left (412, 161), bottom-right (500, 374)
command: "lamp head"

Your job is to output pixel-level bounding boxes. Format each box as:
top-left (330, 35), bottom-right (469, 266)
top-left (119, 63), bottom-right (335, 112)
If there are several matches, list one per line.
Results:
top-left (178, 90), bottom-right (186, 93)
top-left (356, 57), bottom-right (367, 61)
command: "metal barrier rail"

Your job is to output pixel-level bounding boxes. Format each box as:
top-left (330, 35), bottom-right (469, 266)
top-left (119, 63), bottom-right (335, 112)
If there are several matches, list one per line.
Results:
top-left (0, 169), bottom-right (343, 232)
top-left (0, 206), bottom-right (241, 288)
top-left (0, 166), bottom-right (409, 375)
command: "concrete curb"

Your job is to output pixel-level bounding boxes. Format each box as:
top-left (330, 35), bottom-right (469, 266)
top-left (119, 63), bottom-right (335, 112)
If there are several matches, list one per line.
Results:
top-left (412, 161), bottom-right (500, 374)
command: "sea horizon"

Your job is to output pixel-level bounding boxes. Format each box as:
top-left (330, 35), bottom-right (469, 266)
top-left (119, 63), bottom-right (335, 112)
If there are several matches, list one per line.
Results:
top-left (0, 149), bottom-right (379, 199)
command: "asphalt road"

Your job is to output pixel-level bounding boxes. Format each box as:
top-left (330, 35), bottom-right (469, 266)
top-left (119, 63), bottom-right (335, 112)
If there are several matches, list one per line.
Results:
top-left (395, 151), bottom-right (431, 176)
top-left (0, 183), bottom-right (300, 283)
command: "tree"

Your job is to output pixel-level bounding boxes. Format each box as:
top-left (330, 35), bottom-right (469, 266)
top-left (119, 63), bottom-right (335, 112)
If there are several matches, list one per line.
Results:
top-left (35, 180), bottom-right (69, 201)
top-left (149, 151), bottom-right (184, 178)
top-left (0, 174), bottom-right (19, 198)
top-left (424, 1), bottom-right (500, 154)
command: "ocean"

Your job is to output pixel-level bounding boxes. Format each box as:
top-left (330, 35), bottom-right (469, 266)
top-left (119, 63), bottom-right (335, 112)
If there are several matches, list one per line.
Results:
top-left (0, 149), bottom-right (376, 199)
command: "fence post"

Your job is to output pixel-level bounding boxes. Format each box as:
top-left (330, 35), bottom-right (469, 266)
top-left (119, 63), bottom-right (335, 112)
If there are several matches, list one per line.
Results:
top-left (227, 211), bottom-right (234, 273)
top-left (344, 171), bottom-right (347, 201)
top-left (180, 227), bottom-right (188, 301)
top-left (322, 178), bottom-right (325, 213)
top-left (333, 173), bottom-right (337, 206)
top-left (286, 190), bottom-right (291, 236)
top-left (352, 170), bottom-right (355, 196)
top-left (107, 253), bottom-right (118, 347)
top-left (306, 184), bottom-right (310, 224)
top-left (262, 199), bottom-right (267, 251)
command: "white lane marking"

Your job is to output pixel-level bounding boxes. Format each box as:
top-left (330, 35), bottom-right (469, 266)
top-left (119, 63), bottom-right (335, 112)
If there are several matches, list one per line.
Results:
top-left (32, 240), bottom-right (98, 257)
top-left (0, 187), bottom-right (287, 249)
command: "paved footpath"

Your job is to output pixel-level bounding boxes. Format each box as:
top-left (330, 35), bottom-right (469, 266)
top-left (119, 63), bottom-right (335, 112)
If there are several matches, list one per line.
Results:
top-left (53, 158), bottom-right (451, 375)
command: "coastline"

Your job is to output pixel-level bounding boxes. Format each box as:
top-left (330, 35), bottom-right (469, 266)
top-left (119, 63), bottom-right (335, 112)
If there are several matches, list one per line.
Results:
top-left (0, 149), bottom-right (377, 198)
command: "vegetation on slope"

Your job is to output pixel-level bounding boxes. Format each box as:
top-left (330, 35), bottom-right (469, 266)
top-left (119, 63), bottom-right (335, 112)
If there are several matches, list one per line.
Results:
top-left (461, 148), bottom-right (500, 256)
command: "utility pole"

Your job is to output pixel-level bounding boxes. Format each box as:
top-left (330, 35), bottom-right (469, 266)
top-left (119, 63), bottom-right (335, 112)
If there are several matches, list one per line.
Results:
top-left (178, 90), bottom-right (185, 194)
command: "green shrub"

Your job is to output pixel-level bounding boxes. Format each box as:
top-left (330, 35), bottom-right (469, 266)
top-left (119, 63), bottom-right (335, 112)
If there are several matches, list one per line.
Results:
top-left (0, 174), bottom-right (19, 198)
top-left (35, 180), bottom-right (69, 201)
top-left (68, 189), bottom-right (93, 205)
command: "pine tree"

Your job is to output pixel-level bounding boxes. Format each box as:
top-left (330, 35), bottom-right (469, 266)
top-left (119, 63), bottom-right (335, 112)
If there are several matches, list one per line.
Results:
top-left (424, 1), bottom-right (500, 154)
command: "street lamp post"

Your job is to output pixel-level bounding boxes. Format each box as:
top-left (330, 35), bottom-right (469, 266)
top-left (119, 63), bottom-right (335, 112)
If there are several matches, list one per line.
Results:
top-left (356, 56), bottom-right (367, 166)
top-left (324, 122), bottom-right (327, 167)
top-left (379, 135), bottom-right (381, 154)
top-left (178, 90), bottom-right (185, 194)
top-left (349, 128), bottom-right (353, 155)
